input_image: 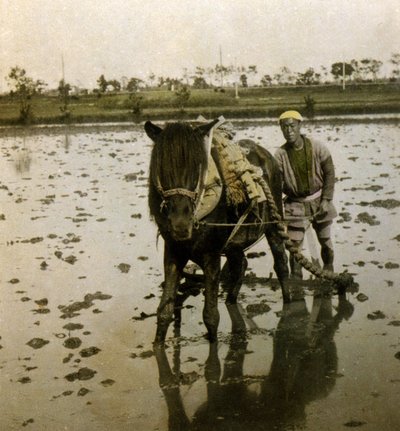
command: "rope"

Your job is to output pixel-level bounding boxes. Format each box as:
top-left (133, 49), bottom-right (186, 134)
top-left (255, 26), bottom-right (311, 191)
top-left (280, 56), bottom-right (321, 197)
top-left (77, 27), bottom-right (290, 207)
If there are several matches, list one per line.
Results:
top-left (199, 215), bottom-right (314, 227)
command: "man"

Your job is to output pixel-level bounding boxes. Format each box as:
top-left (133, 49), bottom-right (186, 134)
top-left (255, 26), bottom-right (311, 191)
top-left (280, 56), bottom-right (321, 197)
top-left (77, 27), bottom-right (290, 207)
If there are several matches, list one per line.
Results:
top-left (274, 110), bottom-right (337, 279)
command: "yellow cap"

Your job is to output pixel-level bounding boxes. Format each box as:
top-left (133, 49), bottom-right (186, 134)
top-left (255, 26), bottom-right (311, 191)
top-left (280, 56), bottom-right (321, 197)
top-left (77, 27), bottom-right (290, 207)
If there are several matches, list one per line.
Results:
top-left (278, 110), bottom-right (303, 122)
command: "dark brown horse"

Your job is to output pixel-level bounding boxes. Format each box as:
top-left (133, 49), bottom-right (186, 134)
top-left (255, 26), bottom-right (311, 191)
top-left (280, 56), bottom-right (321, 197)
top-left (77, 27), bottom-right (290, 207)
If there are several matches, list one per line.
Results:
top-left (145, 120), bottom-right (290, 344)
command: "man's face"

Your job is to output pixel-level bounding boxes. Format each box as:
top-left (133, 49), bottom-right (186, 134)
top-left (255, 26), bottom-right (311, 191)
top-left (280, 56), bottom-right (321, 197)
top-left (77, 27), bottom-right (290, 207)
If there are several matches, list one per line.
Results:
top-left (280, 118), bottom-right (301, 144)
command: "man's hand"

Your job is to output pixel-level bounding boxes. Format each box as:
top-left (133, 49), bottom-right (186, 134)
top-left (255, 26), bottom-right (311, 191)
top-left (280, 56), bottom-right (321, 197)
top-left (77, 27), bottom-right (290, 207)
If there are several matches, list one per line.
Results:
top-left (317, 198), bottom-right (330, 218)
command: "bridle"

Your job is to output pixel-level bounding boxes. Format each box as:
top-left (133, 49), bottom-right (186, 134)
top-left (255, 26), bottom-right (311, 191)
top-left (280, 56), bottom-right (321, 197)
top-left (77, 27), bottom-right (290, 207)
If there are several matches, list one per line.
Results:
top-left (155, 168), bottom-right (203, 215)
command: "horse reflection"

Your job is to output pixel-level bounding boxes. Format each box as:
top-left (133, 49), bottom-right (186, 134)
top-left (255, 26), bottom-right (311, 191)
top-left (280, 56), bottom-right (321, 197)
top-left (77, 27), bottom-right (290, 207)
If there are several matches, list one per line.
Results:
top-left (155, 292), bottom-right (353, 430)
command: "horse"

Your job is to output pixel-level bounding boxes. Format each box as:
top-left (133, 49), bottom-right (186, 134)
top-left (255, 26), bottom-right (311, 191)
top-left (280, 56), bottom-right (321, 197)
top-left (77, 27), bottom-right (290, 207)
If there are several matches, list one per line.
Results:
top-left (145, 119), bottom-right (290, 344)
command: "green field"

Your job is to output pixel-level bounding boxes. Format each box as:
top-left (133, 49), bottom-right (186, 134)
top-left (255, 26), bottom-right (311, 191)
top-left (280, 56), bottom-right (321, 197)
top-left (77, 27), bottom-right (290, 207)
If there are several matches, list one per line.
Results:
top-left (1, 83), bottom-right (399, 125)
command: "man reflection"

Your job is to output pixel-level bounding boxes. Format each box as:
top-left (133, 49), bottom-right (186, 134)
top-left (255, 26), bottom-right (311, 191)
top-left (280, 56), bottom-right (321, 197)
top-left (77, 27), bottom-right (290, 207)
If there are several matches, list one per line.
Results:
top-left (155, 293), bottom-right (353, 430)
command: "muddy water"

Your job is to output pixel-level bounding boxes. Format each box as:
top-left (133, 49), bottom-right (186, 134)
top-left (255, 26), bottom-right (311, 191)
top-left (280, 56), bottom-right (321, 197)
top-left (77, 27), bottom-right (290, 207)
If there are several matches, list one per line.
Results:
top-left (0, 120), bottom-right (399, 430)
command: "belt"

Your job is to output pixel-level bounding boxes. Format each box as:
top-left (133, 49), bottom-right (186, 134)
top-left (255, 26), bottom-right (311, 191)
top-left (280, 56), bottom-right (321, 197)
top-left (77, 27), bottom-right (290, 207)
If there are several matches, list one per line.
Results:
top-left (289, 189), bottom-right (322, 203)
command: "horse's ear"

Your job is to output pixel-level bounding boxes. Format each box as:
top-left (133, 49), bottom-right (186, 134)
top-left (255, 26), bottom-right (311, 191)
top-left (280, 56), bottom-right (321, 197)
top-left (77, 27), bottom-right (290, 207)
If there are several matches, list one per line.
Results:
top-left (144, 121), bottom-right (163, 141)
top-left (195, 118), bottom-right (219, 137)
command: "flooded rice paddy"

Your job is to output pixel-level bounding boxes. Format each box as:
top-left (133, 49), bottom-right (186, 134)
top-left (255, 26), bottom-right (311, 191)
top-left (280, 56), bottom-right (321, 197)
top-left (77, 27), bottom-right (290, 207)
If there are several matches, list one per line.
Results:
top-left (0, 119), bottom-right (399, 430)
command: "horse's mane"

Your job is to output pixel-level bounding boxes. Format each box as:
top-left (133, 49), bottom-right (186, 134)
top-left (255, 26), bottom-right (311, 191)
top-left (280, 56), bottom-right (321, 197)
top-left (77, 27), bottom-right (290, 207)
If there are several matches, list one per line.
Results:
top-left (149, 122), bottom-right (208, 215)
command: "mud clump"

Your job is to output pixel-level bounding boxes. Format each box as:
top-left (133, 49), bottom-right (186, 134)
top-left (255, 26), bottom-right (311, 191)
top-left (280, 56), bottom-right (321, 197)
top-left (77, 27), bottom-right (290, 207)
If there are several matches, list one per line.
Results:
top-left (388, 321), bottom-right (400, 327)
top-left (117, 263), bottom-right (131, 273)
top-left (384, 262), bottom-right (399, 269)
top-left (65, 367), bottom-right (97, 382)
top-left (356, 293), bottom-right (369, 302)
top-left (246, 302), bottom-right (271, 315)
top-left (79, 346), bottom-right (101, 358)
top-left (77, 388), bottom-right (90, 396)
top-left (59, 292), bottom-right (112, 318)
top-left (367, 310), bottom-right (386, 320)
top-left (26, 338), bottom-right (49, 349)
top-left (337, 212), bottom-right (352, 223)
top-left (358, 199), bottom-right (400, 210)
top-left (344, 420), bottom-right (367, 427)
top-left (356, 212), bottom-right (380, 226)
top-left (63, 323), bottom-right (84, 331)
top-left (63, 337), bottom-right (82, 349)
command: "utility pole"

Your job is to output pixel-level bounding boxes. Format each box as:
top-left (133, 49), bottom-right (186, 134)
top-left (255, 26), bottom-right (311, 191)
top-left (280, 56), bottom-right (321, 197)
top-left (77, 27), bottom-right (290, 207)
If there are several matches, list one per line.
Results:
top-left (61, 53), bottom-right (65, 82)
top-left (219, 45), bottom-right (223, 88)
top-left (234, 57), bottom-right (239, 99)
top-left (342, 59), bottom-right (346, 91)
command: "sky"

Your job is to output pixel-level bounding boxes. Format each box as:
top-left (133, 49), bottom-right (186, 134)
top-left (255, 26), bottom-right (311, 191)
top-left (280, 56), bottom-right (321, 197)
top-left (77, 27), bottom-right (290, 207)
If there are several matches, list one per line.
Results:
top-left (0, 0), bottom-right (399, 90)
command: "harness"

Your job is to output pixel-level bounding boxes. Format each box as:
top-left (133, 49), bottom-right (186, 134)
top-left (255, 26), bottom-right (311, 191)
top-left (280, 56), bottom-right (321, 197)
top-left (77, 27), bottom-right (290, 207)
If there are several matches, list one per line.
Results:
top-left (155, 171), bottom-right (202, 215)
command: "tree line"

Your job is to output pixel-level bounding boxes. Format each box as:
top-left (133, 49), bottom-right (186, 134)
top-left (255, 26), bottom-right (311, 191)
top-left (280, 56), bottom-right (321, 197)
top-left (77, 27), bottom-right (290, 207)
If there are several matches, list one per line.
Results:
top-left (4, 53), bottom-right (400, 123)
top-left (95, 54), bottom-right (400, 92)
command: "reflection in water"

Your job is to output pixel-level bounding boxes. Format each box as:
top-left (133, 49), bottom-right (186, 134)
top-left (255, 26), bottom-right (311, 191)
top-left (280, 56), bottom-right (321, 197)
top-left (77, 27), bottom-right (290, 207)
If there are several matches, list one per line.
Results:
top-left (14, 135), bottom-right (32, 174)
top-left (63, 126), bottom-right (70, 152)
top-left (155, 293), bottom-right (354, 430)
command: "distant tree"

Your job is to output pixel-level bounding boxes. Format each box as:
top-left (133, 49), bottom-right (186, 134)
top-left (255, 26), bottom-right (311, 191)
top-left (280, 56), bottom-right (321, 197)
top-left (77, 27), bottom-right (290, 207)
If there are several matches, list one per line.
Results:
top-left (174, 85), bottom-right (191, 111)
top-left (192, 76), bottom-right (209, 89)
top-left (296, 68), bottom-right (321, 85)
top-left (274, 66), bottom-right (295, 85)
top-left (239, 73), bottom-right (248, 87)
top-left (126, 77), bottom-right (143, 92)
top-left (260, 74), bottom-right (272, 87)
top-left (120, 76), bottom-right (129, 91)
top-left (6, 66), bottom-right (46, 124)
top-left (157, 76), bottom-right (166, 87)
top-left (304, 95), bottom-right (316, 119)
top-left (148, 72), bottom-right (156, 88)
top-left (330, 62), bottom-right (355, 81)
top-left (389, 52), bottom-right (400, 80)
top-left (191, 67), bottom-right (209, 88)
top-left (194, 66), bottom-right (205, 78)
top-left (58, 79), bottom-right (72, 120)
top-left (350, 60), bottom-right (362, 81)
top-left (214, 64), bottom-right (232, 88)
top-left (129, 92), bottom-right (143, 122)
top-left (97, 74), bottom-right (108, 93)
top-left (359, 58), bottom-right (382, 81)
top-left (369, 59), bottom-right (383, 81)
top-left (205, 67), bottom-right (215, 87)
top-left (247, 65), bottom-right (257, 75)
top-left (108, 79), bottom-right (121, 92)
top-left (319, 65), bottom-right (329, 83)
top-left (246, 65), bottom-right (257, 85)
top-left (157, 76), bottom-right (181, 90)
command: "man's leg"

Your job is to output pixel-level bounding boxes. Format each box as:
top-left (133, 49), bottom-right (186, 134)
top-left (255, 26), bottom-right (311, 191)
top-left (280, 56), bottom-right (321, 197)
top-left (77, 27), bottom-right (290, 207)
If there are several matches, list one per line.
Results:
top-left (314, 221), bottom-right (334, 272)
top-left (287, 226), bottom-right (305, 279)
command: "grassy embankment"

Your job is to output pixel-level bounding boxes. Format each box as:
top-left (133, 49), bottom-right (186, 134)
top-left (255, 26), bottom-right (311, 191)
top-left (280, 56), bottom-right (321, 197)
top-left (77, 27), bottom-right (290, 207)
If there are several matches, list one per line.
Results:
top-left (0, 83), bottom-right (399, 125)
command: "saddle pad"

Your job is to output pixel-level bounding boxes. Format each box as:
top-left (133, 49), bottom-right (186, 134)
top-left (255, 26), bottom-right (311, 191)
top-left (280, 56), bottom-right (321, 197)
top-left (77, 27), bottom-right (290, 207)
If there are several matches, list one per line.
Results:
top-left (195, 156), bottom-right (222, 221)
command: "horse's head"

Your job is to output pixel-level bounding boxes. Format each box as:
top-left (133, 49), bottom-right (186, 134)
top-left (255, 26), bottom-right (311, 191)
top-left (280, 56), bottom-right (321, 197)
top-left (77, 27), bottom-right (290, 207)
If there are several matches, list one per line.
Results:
top-left (145, 120), bottom-right (217, 241)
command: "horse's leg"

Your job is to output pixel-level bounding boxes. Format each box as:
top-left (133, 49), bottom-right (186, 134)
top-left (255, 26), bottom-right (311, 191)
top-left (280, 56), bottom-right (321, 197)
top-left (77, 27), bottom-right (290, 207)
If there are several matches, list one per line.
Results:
top-left (224, 250), bottom-right (248, 305)
top-left (202, 253), bottom-right (221, 342)
top-left (265, 226), bottom-right (291, 303)
top-left (155, 243), bottom-right (186, 345)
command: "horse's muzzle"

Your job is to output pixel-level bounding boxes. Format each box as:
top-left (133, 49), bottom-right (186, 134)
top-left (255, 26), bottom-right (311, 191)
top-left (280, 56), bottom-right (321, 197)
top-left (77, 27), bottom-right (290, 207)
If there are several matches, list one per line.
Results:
top-left (170, 224), bottom-right (193, 242)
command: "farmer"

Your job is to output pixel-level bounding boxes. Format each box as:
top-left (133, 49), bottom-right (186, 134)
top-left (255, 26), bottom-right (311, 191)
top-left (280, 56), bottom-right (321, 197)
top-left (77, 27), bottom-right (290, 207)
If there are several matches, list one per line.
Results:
top-left (274, 110), bottom-right (337, 279)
